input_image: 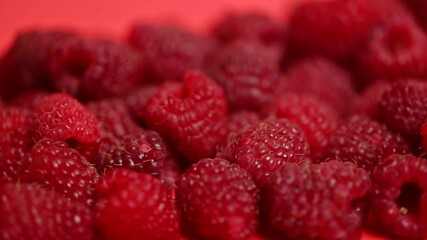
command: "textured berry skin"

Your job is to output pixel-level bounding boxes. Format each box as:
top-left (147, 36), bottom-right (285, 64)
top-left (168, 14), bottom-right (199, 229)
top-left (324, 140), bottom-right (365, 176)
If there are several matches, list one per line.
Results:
top-left (129, 24), bottom-right (216, 83)
top-left (144, 70), bottom-right (228, 162)
top-left (87, 98), bottom-right (140, 139)
top-left (0, 30), bottom-right (77, 99)
top-left (370, 154), bottom-right (427, 238)
top-left (354, 80), bottom-right (391, 119)
top-left (262, 161), bottom-right (371, 240)
top-left (208, 40), bottom-right (280, 113)
top-left (125, 85), bottom-right (159, 125)
top-left (378, 79), bottom-right (427, 139)
top-left (274, 94), bottom-right (338, 161)
top-left (47, 38), bottom-right (142, 99)
top-left (20, 139), bottom-right (99, 206)
top-left (211, 12), bottom-right (283, 45)
top-left (34, 93), bottom-right (100, 143)
top-left (218, 118), bottom-right (310, 185)
top-left (0, 107), bottom-right (33, 181)
top-left (325, 115), bottom-right (410, 174)
top-left (93, 130), bottom-right (167, 178)
top-left (287, 0), bottom-right (379, 60)
top-left (176, 158), bottom-right (259, 240)
top-left (281, 57), bottom-right (356, 115)
top-left (357, 18), bottom-right (427, 80)
top-left (0, 183), bottom-right (94, 240)
top-left (95, 168), bottom-right (180, 240)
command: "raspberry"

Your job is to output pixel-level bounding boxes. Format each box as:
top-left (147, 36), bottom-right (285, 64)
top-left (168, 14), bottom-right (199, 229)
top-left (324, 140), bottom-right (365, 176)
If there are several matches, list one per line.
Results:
top-left (0, 107), bottom-right (33, 181)
top-left (354, 80), bottom-right (391, 119)
top-left (274, 94), bottom-right (338, 161)
top-left (176, 158), bottom-right (259, 240)
top-left (33, 93), bottom-right (100, 143)
top-left (287, 0), bottom-right (379, 61)
top-left (87, 98), bottom-right (140, 139)
top-left (0, 183), bottom-right (94, 240)
top-left (144, 70), bottom-right (228, 162)
top-left (19, 139), bottom-right (99, 206)
top-left (211, 12), bottom-right (283, 46)
top-left (357, 18), bottom-right (427, 80)
top-left (124, 85), bottom-right (159, 126)
top-left (262, 161), bottom-right (371, 240)
top-left (47, 38), bottom-right (142, 99)
top-left (128, 24), bottom-right (216, 83)
top-left (227, 111), bottom-right (261, 136)
top-left (93, 130), bottom-right (167, 178)
top-left (369, 154), bottom-right (427, 238)
top-left (401, 0), bottom-right (427, 30)
top-left (325, 115), bottom-right (410, 174)
top-left (208, 40), bottom-right (280, 113)
top-left (0, 30), bottom-right (77, 99)
top-left (95, 168), bottom-right (180, 240)
top-left (217, 118), bottom-right (310, 185)
top-left (281, 57), bottom-right (357, 115)
top-left (378, 79), bottom-right (427, 139)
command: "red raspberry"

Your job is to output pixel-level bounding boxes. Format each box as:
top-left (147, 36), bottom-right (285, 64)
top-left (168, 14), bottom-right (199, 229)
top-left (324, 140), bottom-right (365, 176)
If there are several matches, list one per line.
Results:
top-left (19, 139), bottom-right (99, 206)
top-left (262, 161), bottom-right (371, 240)
top-left (401, 0), bottom-right (427, 30)
top-left (281, 57), bottom-right (357, 115)
top-left (87, 98), bottom-right (140, 139)
top-left (354, 80), bottom-right (391, 119)
top-left (95, 168), bottom-right (180, 240)
top-left (0, 107), bottom-right (33, 181)
top-left (274, 94), bottom-right (338, 161)
top-left (124, 85), bottom-right (159, 126)
top-left (325, 115), bottom-right (410, 174)
top-left (33, 93), bottom-right (100, 143)
top-left (47, 38), bottom-right (142, 99)
top-left (0, 183), bottom-right (94, 240)
top-left (211, 12), bottom-right (284, 46)
top-left (369, 154), bottom-right (427, 238)
top-left (144, 70), bottom-right (228, 162)
top-left (0, 30), bottom-right (77, 99)
top-left (227, 111), bottom-right (261, 137)
top-left (208, 40), bottom-right (281, 113)
top-left (9, 90), bottom-right (49, 110)
top-left (287, 0), bottom-right (379, 61)
top-left (176, 158), bottom-right (259, 240)
top-left (93, 130), bottom-right (167, 178)
top-left (128, 24), bottom-right (216, 84)
top-left (357, 18), bottom-right (427, 80)
top-left (378, 79), bottom-right (427, 139)
top-left (218, 118), bottom-right (310, 185)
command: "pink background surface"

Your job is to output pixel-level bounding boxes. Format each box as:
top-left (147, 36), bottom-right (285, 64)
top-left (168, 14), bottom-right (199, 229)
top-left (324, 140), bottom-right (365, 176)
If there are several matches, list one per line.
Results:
top-left (0, 0), bottom-right (390, 239)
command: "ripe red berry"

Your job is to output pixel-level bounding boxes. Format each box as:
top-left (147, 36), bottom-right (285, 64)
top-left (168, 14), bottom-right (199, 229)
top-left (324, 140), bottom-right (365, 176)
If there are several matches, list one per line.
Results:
top-left (227, 110), bottom-right (261, 137)
top-left (262, 161), bottom-right (371, 240)
top-left (281, 57), bottom-right (357, 115)
top-left (20, 139), bottom-right (99, 206)
top-left (47, 38), bottom-right (142, 100)
top-left (33, 93), bottom-right (100, 143)
top-left (176, 158), bottom-right (259, 240)
top-left (218, 118), bottom-right (310, 185)
top-left (95, 168), bottom-right (180, 240)
top-left (325, 115), bottom-right (410, 174)
top-left (144, 70), bottom-right (228, 162)
top-left (370, 154), bottom-right (427, 238)
top-left (0, 183), bottom-right (94, 240)
top-left (208, 40), bottom-right (280, 113)
top-left (129, 24), bottom-right (216, 84)
top-left (378, 79), bottom-right (427, 139)
top-left (274, 94), bottom-right (338, 161)
top-left (354, 80), bottom-right (391, 119)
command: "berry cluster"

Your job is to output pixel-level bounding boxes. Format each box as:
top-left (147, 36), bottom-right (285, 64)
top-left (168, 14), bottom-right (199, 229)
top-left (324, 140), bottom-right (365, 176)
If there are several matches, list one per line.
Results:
top-left (1, 0), bottom-right (427, 239)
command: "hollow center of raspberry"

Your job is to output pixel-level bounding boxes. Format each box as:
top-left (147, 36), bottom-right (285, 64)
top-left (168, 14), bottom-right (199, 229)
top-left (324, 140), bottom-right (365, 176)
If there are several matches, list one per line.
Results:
top-left (63, 54), bottom-right (91, 78)
top-left (383, 27), bottom-right (412, 54)
top-left (396, 183), bottom-right (422, 216)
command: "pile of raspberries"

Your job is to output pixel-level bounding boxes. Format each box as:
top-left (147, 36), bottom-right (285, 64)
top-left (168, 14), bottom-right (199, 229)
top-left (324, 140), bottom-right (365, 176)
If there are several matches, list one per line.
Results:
top-left (2, 0), bottom-right (427, 239)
